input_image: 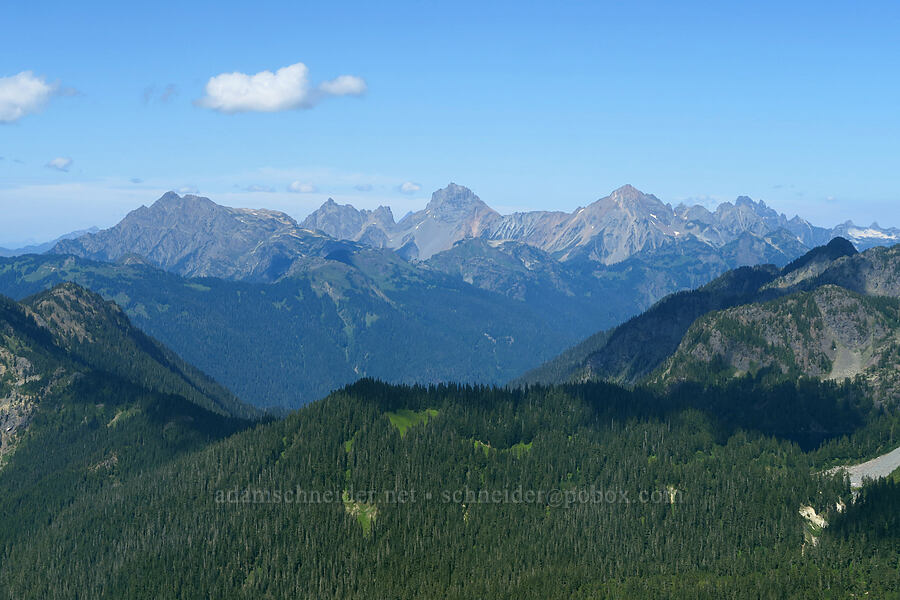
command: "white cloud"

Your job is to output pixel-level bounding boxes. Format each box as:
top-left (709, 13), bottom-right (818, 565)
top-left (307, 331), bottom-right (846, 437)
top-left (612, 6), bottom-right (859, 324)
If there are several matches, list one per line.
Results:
top-left (0, 71), bottom-right (57, 123)
top-left (178, 185), bottom-right (199, 194)
top-left (196, 62), bottom-right (366, 114)
top-left (354, 183), bottom-right (374, 192)
top-left (46, 157), bottom-right (73, 172)
top-left (288, 181), bottom-right (317, 193)
top-left (399, 181), bottom-right (421, 194)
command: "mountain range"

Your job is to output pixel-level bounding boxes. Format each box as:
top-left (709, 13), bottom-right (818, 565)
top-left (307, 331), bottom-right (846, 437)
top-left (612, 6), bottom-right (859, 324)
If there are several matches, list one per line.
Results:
top-left (2, 214), bottom-right (900, 597)
top-left (48, 185), bottom-right (900, 299)
top-left (521, 238), bottom-right (900, 402)
top-left (0, 185), bottom-right (890, 408)
top-left (301, 183), bottom-right (900, 262)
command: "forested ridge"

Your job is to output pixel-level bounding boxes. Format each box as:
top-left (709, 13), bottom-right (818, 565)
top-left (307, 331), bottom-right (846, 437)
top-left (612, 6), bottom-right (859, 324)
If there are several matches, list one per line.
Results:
top-left (1, 248), bottom-right (898, 598)
top-left (1, 375), bottom-right (898, 598)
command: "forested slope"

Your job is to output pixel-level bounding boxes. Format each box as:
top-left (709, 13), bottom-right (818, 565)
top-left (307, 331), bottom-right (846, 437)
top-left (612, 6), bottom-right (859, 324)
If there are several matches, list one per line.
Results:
top-left (1, 377), bottom-right (898, 598)
top-left (0, 254), bottom-right (590, 408)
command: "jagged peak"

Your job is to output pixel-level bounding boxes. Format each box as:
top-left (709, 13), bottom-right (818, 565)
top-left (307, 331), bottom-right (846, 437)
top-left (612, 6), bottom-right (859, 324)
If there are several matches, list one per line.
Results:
top-left (314, 197), bottom-right (358, 212)
top-left (158, 190), bottom-right (182, 202)
top-left (372, 205), bottom-right (395, 222)
top-left (425, 183), bottom-right (488, 213)
top-left (592, 184), bottom-right (666, 213)
top-left (609, 184), bottom-right (662, 204)
top-left (610, 184), bottom-right (644, 198)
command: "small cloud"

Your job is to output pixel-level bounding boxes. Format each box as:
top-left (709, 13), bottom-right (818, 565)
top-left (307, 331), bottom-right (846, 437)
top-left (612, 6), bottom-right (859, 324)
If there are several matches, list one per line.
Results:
top-left (130, 177), bottom-right (143, 184)
top-left (242, 184), bottom-right (276, 193)
top-left (143, 83), bottom-right (178, 104)
top-left (398, 181), bottom-right (421, 194)
top-left (354, 183), bottom-right (373, 192)
top-left (288, 181), bottom-right (317, 193)
top-left (46, 157), bottom-right (73, 172)
top-left (318, 75), bottom-right (367, 96)
top-left (178, 185), bottom-right (199, 194)
top-left (196, 62), bottom-right (366, 114)
top-left (0, 71), bottom-right (59, 123)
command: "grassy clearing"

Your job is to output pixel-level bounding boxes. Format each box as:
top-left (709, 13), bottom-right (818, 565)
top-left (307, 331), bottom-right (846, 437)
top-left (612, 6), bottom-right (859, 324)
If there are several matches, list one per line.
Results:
top-left (344, 431), bottom-right (359, 453)
top-left (342, 490), bottom-right (377, 536)
top-left (509, 441), bottom-right (533, 457)
top-left (386, 408), bottom-right (438, 437)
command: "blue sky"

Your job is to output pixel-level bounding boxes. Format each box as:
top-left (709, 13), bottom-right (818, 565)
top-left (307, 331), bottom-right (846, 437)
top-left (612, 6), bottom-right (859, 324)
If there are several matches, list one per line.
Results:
top-left (1, 0), bottom-right (899, 246)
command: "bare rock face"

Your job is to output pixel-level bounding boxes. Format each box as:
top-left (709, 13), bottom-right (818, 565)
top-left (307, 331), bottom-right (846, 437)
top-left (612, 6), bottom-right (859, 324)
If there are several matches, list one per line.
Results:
top-left (0, 348), bottom-right (37, 461)
top-left (625, 241), bottom-right (900, 397)
top-left (53, 184), bottom-right (900, 286)
top-left (301, 198), bottom-right (396, 247)
top-left (488, 185), bottom-right (675, 264)
top-left (660, 283), bottom-right (900, 399)
top-left (305, 183), bottom-right (503, 260)
top-left (813, 244), bottom-right (900, 298)
top-left (391, 183), bottom-right (501, 259)
top-left (53, 193), bottom-right (347, 282)
top-left (299, 182), bottom-right (897, 268)
top-left (521, 236), bottom-right (898, 391)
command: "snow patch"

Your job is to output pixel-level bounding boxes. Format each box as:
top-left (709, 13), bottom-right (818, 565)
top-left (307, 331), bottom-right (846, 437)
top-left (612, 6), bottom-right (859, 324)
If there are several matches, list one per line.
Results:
top-left (848, 227), bottom-right (899, 240)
